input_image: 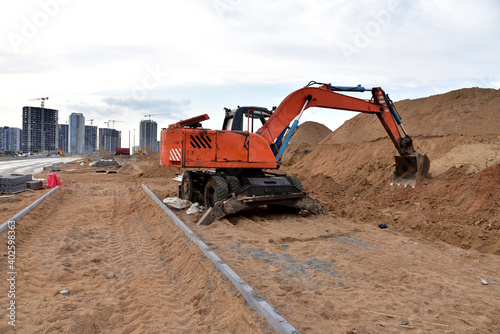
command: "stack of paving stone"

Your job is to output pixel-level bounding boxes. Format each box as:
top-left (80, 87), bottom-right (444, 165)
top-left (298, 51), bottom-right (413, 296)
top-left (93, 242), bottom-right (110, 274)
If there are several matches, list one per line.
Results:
top-left (0, 174), bottom-right (33, 194)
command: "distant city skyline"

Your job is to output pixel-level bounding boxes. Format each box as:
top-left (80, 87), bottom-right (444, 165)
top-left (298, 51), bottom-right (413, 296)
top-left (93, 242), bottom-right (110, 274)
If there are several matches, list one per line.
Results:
top-left (4, 106), bottom-right (153, 155)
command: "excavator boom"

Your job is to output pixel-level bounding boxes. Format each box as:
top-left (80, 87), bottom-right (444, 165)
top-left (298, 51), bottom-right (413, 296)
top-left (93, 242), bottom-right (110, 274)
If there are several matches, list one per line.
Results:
top-left (255, 82), bottom-right (430, 185)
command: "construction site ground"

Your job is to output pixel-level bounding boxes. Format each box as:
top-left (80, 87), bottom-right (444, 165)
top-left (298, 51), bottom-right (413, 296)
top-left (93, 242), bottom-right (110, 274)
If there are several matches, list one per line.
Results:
top-left (1, 87), bottom-right (499, 333)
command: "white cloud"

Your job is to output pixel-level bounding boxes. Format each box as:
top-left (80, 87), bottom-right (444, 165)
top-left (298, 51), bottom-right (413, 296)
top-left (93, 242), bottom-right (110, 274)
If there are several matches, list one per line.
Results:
top-left (0, 0), bottom-right (498, 146)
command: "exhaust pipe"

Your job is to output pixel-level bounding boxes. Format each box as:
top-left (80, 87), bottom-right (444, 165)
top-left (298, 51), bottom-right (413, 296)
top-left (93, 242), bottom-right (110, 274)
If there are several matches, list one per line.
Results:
top-left (393, 152), bottom-right (430, 187)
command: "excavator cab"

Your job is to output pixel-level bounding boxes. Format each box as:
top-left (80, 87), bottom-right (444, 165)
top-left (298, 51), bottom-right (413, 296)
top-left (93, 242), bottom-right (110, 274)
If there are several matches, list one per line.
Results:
top-left (222, 106), bottom-right (273, 132)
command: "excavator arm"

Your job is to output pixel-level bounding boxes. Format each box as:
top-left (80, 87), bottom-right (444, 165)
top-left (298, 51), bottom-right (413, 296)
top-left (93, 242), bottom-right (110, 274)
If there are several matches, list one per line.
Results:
top-left (256, 82), bottom-right (430, 185)
top-left (259, 83), bottom-right (404, 156)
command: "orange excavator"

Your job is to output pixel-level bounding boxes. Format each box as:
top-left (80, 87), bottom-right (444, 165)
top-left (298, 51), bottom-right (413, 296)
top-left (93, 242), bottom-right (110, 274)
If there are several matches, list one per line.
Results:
top-left (160, 81), bottom-right (430, 225)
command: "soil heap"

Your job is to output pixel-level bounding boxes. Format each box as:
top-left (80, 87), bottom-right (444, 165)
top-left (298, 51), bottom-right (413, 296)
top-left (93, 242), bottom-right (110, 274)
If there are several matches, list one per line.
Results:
top-left (281, 121), bottom-right (331, 167)
top-left (85, 149), bottom-right (112, 158)
top-left (289, 121), bottom-right (332, 144)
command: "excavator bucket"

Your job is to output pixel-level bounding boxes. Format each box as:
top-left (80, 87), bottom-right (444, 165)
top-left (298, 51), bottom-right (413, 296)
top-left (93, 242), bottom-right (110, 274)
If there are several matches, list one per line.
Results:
top-left (393, 152), bottom-right (430, 187)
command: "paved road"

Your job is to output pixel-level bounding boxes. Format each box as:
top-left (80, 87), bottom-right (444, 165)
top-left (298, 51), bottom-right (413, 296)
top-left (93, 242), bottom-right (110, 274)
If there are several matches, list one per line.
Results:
top-left (0, 157), bottom-right (81, 175)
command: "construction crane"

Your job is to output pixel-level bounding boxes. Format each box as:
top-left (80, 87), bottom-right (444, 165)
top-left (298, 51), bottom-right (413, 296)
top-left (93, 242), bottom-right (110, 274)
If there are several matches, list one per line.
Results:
top-left (29, 97), bottom-right (49, 108)
top-left (144, 114), bottom-right (166, 120)
top-left (105, 120), bottom-right (123, 128)
top-left (86, 119), bottom-right (95, 126)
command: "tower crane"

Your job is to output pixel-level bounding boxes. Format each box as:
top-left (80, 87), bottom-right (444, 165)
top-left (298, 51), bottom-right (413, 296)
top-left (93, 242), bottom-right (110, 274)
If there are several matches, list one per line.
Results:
top-left (29, 97), bottom-right (49, 108)
top-left (144, 114), bottom-right (166, 120)
top-left (106, 120), bottom-right (123, 128)
top-left (86, 119), bottom-right (95, 126)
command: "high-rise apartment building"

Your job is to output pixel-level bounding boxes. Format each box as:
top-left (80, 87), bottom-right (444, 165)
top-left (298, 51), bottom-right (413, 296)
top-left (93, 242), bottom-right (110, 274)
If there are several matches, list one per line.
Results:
top-left (69, 113), bottom-right (85, 155)
top-left (0, 127), bottom-right (22, 152)
top-left (85, 125), bottom-right (98, 154)
top-left (139, 120), bottom-right (158, 152)
top-left (99, 128), bottom-right (121, 154)
top-left (22, 106), bottom-right (58, 153)
top-left (58, 124), bottom-right (69, 153)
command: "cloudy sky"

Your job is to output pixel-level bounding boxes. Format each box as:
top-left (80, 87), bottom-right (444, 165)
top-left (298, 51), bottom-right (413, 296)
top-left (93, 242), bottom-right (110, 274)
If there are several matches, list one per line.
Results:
top-left (1, 0), bottom-right (499, 148)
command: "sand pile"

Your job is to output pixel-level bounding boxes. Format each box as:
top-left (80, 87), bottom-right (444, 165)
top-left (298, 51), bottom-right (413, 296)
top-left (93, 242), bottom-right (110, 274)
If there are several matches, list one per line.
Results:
top-left (85, 149), bottom-right (112, 158)
top-left (117, 152), bottom-right (183, 179)
top-left (281, 121), bottom-right (331, 167)
top-left (284, 87), bottom-right (500, 254)
top-left (290, 121), bottom-right (331, 144)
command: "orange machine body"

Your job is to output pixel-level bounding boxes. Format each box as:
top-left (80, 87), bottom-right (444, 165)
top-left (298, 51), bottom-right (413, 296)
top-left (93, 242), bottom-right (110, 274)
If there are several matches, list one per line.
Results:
top-left (161, 127), bottom-right (279, 169)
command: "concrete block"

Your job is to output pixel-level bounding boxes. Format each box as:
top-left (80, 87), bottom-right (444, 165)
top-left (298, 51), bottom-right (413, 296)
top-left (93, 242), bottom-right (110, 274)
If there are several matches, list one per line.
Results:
top-left (4, 183), bottom-right (27, 193)
top-left (3, 176), bottom-right (20, 186)
top-left (26, 180), bottom-right (44, 189)
top-left (3, 174), bottom-right (32, 186)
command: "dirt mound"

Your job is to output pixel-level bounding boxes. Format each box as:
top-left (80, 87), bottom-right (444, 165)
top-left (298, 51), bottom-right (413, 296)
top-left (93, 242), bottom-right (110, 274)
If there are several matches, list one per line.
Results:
top-left (117, 152), bottom-right (182, 179)
top-left (136, 151), bottom-right (159, 162)
top-left (290, 121), bottom-right (331, 144)
top-left (286, 87), bottom-right (500, 254)
top-left (279, 122), bottom-right (331, 166)
top-left (430, 135), bottom-right (500, 176)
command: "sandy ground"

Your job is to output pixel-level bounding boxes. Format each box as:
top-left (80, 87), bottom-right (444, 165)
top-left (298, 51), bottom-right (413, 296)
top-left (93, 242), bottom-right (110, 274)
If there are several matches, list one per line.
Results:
top-left (0, 161), bottom-right (272, 334)
top-left (0, 88), bottom-right (499, 333)
top-left (0, 153), bottom-right (497, 333)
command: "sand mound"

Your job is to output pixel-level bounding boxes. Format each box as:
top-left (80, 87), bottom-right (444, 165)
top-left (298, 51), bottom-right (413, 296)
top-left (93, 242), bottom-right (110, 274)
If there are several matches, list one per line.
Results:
top-left (117, 152), bottom-right (183, 179)
top-left (86, 149), bottom-right (112, 158)
top-left (279, 122), bottom-right (331, 166)
top-left (430, 136), bottom-right (500, 175)
top-left (290, 121), bottom-right (331, 144)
